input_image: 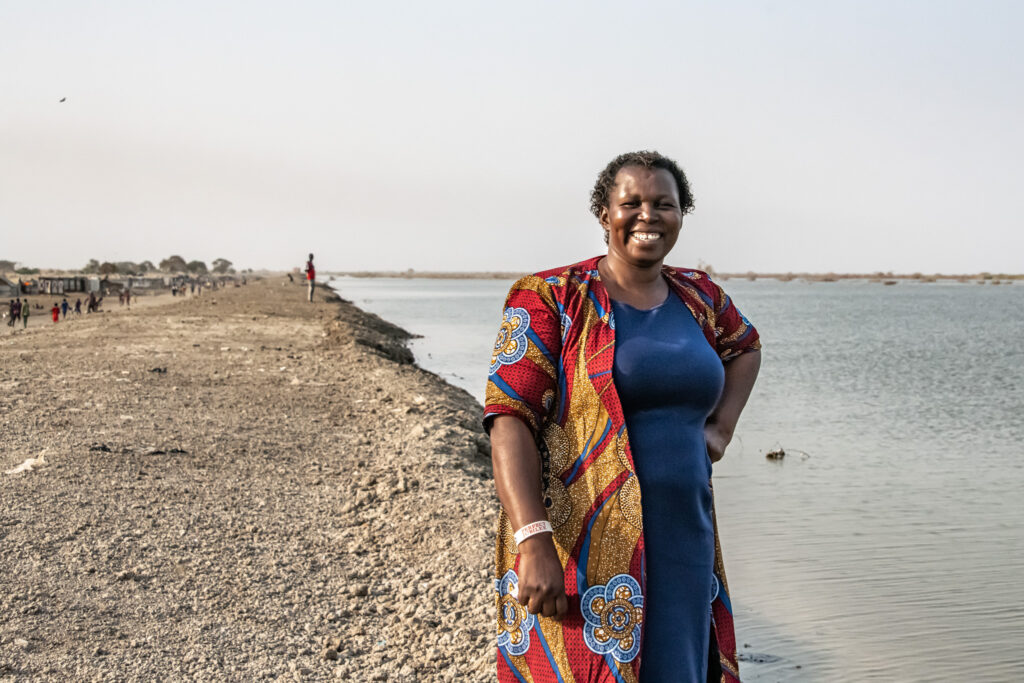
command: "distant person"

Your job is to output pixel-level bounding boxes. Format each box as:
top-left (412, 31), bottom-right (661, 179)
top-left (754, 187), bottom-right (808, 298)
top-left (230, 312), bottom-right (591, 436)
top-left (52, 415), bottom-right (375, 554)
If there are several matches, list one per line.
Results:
top-left (61, 298), bottom-right (69, 319)
top-left (190, 281), bottom-right (195, 295)
top-left (287, 273), bottom-right (294, 283)
top-left (14, 298), bottom-right (21, 323)
top-left (6, 300), bottom-right (14, 327)
top-left (51, 303), bottom-right (60, 323)
top-left (304, 253), bottom-right (316, 302)
top-left (74, 298), bottom-right (82, 315)
top-left (21, 299), bottom-right (29, 328)
top-left (125, 290), bottom-right (131, 308)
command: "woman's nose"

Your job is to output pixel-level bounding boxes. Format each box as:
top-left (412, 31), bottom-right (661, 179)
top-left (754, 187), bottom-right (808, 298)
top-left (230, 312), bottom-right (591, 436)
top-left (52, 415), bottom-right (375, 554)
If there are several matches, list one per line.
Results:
top-left (638, 203), bottom-right (656, 222)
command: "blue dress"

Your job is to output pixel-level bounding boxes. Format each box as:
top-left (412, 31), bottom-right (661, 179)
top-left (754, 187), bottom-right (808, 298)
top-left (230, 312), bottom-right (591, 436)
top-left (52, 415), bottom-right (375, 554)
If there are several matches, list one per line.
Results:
top-left (611, 293), bottom-right (726, 682)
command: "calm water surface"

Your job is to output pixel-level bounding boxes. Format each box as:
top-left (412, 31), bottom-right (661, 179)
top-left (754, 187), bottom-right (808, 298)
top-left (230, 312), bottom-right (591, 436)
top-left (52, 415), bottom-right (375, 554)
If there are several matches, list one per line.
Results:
top-left (331, 276), bottom-right (1024, 682)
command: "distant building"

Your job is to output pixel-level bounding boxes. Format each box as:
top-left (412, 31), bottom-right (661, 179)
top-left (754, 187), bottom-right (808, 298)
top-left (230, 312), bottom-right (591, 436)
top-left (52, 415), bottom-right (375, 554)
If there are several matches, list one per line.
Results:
top-left (38, 276), bottom-right (88, 295)
top-left (17, 279), bottom-right (39, 295)
top-left (101, 276), bottom-right (170, 292)
top-left (0, 275), bottom-right (18, 297)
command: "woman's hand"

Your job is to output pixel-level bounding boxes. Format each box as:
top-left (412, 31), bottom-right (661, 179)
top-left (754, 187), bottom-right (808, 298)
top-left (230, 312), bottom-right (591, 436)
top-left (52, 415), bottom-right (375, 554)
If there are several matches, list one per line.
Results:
top-left (705, 350), bottom-right (761, 463)
top-left (704, 421), bottom-right (732, 463)
top-left (516, 534), bottom-right (569, 619)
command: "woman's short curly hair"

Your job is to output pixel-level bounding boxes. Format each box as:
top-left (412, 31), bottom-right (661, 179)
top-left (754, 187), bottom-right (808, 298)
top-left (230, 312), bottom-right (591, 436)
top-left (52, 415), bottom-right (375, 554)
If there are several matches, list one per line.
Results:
top-left (589, 150), bottom-right (695, 220)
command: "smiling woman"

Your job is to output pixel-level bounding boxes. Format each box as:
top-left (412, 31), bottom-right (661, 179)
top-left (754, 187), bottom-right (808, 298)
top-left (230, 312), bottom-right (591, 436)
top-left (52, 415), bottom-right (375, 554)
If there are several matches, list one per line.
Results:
top-left (484, 151), bottom-right (761, 683)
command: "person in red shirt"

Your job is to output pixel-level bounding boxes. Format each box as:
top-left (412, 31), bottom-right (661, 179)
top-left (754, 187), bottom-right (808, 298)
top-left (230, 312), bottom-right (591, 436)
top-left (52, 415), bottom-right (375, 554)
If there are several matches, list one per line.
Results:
top-left (304, 253), bottom-right (316, 302)
top-left (51, 303), bottom-right (60, 323)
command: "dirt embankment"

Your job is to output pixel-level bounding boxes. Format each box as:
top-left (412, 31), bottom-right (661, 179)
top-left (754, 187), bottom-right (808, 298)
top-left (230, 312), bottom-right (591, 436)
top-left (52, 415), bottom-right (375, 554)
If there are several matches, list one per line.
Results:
top-left (0, 278), bottom-right (497, 682)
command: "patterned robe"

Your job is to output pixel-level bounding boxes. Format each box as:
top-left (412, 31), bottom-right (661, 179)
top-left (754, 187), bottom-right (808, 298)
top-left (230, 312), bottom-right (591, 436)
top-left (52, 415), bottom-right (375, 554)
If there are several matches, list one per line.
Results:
top-left (484, 256), bottom-right (761, 682)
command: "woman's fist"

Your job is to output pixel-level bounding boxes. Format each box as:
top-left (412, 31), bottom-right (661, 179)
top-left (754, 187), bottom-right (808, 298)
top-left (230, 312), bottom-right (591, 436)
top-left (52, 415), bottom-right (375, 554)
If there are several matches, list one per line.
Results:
top-left (516, 534), bottom-right (569, 619)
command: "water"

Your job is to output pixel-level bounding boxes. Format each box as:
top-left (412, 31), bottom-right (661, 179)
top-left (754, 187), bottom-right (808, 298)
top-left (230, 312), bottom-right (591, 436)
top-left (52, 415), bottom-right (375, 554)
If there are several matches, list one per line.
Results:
top-left (330, 275), bottom-right (1024, 682)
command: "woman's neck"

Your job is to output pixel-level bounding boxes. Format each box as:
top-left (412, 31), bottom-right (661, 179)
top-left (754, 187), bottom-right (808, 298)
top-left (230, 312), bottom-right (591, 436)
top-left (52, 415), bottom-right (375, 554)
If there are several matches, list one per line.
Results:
top-left (597, 253), bottom-right (668, 309)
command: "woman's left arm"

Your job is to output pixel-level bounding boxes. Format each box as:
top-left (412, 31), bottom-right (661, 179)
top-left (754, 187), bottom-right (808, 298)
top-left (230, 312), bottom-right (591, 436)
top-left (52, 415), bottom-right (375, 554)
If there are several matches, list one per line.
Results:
top-left (705, 350), bottom-right (761, 462)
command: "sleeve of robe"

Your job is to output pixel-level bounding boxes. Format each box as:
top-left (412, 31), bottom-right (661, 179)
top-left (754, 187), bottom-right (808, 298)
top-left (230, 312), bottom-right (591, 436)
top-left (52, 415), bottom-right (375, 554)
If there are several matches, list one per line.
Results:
top-left (710, 278), bottom-right (761, 361)
top-left (482, 275), bottom-right (563, 438)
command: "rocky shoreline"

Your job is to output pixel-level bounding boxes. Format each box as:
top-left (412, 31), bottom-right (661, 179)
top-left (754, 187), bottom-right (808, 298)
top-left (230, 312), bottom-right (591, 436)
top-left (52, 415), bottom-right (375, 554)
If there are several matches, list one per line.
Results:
top-left (0, 279), bottom-right (496, 681)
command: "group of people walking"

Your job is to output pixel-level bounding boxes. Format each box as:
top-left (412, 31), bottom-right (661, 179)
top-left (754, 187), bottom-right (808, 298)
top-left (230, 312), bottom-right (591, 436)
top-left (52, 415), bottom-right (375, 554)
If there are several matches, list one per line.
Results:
top-left (170, 279), bottom-right (218, 297)
top-left (49, 297), bottom-right (82, 321)
top-left (7, 292), bottom-right (102, 330)
top-left (6, 298), bottom-right (30, 328)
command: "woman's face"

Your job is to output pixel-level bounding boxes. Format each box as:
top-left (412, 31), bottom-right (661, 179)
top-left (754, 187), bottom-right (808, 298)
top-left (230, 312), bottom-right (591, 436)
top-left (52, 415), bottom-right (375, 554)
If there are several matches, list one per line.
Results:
top-left (599, 166), bottom-right (683, 268)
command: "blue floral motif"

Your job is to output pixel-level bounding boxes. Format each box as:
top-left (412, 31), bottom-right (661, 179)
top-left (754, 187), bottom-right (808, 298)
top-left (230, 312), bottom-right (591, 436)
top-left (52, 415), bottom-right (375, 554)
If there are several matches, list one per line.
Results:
top-left (581, 574), bottom-right (644, 662)
top-left (490, 307), bottom-right (531, 374)
top-left (710, 573), bottom-right (720, 603)
top-left (495, 570), bottom-right (535, 656)
top-left (561, 312), bottom-right (572, 343)
top-left (545, 276), bottom-right (561, 285)
top-left (607, 311), bottom-right (615, 330)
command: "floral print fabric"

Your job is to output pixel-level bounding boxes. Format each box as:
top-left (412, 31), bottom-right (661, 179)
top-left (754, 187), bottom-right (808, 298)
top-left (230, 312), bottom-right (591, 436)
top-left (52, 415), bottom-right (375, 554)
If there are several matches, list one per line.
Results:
top-left (581, 574), bottom-right (645, 664)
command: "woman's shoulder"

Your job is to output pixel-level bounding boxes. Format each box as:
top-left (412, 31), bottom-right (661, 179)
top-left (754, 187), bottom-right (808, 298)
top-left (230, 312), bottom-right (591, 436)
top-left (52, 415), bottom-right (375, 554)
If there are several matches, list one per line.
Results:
top-left (663, 265), bottom-right (738, 309)
top-left (664, 264), bottom-right (709, 280)
top-left (501, 257), bottom-right (604, 312)
top-left (664, 265), bottom-right (723, 293)
top-left (529, 255), bottom-right (602, 282)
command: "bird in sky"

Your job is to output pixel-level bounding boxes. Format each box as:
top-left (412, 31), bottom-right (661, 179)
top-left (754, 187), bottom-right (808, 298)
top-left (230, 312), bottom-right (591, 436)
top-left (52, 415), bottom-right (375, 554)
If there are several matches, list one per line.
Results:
top-left (59, 97), bottom-right (66, 102)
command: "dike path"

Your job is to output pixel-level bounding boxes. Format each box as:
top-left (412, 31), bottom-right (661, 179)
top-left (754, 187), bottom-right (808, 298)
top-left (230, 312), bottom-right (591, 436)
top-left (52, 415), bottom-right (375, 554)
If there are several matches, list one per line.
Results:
top-left (0, 278), bottom-right (496, 681)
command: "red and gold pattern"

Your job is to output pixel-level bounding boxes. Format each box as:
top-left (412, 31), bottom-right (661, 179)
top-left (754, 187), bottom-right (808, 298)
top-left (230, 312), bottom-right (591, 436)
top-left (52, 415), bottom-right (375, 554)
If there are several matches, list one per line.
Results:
top-left (484, 256), bottom-right (760, 682)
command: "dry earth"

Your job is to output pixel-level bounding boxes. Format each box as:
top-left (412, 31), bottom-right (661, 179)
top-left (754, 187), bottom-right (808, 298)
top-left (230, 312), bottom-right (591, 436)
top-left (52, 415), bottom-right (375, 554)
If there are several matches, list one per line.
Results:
top-left (0, 279), bottom-right (497, 682)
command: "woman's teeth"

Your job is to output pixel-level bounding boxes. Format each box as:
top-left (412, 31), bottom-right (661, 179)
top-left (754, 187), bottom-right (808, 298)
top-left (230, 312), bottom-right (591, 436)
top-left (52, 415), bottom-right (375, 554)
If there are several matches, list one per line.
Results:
top-left (631, 232), bottom-right (661, 242)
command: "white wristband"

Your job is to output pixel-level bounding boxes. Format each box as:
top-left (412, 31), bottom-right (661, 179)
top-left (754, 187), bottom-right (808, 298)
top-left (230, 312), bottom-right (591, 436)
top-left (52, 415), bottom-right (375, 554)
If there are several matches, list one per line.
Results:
top-left (513, 520), bottom-right (553, 546)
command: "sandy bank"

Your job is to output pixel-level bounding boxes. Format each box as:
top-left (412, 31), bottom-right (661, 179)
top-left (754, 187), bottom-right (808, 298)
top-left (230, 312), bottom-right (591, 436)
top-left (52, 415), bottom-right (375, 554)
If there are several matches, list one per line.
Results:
top-left (0, 278), bottom-right (496, 682)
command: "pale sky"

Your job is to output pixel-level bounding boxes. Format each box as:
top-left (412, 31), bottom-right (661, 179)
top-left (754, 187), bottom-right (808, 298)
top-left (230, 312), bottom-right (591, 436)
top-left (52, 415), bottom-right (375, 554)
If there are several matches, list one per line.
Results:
top-left (2, 1), bottom-right (1022, 274)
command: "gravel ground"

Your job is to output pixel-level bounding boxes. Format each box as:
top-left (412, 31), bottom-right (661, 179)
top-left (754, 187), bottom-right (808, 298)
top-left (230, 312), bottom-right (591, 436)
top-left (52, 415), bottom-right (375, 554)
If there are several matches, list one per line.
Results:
top-left (0, 278), bottom-right (496, 682)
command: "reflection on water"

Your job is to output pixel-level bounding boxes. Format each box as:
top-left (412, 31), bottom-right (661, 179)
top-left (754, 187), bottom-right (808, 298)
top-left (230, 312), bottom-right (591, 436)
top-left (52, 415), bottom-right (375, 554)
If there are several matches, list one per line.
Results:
top-left (330, 276), bottom-right (1024, 682)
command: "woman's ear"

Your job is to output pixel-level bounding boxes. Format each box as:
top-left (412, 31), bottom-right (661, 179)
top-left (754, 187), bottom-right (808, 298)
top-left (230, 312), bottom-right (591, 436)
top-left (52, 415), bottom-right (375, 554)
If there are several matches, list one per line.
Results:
top-left (598, 205), bottom-right (610, 230)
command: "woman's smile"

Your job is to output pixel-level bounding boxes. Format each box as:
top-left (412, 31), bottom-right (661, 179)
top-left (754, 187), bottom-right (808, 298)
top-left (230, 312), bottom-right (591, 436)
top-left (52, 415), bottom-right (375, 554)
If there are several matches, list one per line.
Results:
top-left (630, 231), bottom-right (663, 243)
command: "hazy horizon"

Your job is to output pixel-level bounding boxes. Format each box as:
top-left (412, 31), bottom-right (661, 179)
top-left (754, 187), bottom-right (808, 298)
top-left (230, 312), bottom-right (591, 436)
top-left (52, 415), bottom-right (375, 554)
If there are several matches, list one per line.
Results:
top-left (3, 1), bottom-right (1022, 275)
top-left (5, 261), bottom-right (1022, 277)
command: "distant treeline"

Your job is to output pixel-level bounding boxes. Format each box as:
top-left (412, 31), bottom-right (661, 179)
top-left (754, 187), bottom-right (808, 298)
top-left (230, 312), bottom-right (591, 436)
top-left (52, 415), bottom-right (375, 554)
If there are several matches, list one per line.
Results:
top-left (1, 256), bottom-right (253, 276)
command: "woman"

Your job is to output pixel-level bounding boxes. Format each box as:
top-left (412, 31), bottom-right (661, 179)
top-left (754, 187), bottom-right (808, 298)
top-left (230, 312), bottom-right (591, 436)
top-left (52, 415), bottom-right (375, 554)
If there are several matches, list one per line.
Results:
top-left (485, 151), bottom-right (761, 682)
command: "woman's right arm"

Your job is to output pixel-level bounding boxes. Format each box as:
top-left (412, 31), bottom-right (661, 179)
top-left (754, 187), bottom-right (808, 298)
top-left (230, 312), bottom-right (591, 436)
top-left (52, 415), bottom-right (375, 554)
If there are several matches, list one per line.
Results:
top-left (490, 414), bottom-right (569, 619)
